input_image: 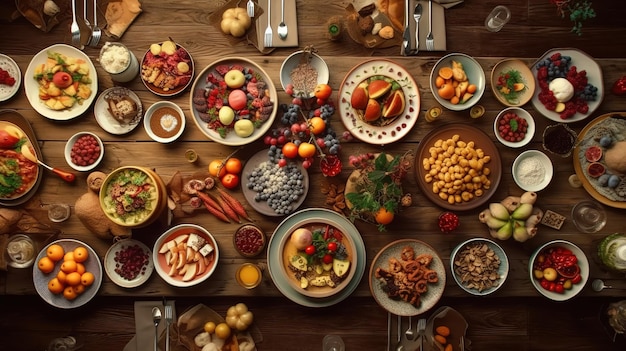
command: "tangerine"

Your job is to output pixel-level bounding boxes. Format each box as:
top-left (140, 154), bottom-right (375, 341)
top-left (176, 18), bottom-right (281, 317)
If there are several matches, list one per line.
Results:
top-left (438, 66), bottom-right (454, 80)
top-left (308, 117), bottom-right (326, 135)
top-left (73, 246), bottom-right (89, 263)
top-left (60, 260), bottom-right (77, 273)
top-left (65, 272), bottom-right (82, 286)
top-left (375, 207), bottom-right (395, 225)
top-left (63, 286), bottom-right (78, 301)
top-left (467, 84), bottom-right (477, 94)
top-left (47, 278), bottom-right (64, 294)
top-left (282, 142), bottom-right (299, 159)
top-left (56, 270), bottom-right (67, 284)
top-left (435, 76), bottom-right (445, 89)
top-left (63, 251), bottom-right (75, 262)
top-left (38, 256), bottom-right (55, 274)
top-left (209, 159), bottom-right (227, 178)
top-left (81, 272), bottom-right (95, 286)
top-left (298, 142), bottom-right (316, 158)
top-left (225, 158), bottom-right (243, 174)
top-left (73, 284), bottom-right (86, 295)
top-left (46, 244), bottom-right (65, 262)
top-left (76, 263), bottom-right (86, 275)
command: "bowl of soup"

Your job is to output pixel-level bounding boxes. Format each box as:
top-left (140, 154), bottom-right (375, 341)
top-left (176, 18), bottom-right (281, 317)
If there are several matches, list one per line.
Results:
top-left (99, 166), bottom-right (167, 228)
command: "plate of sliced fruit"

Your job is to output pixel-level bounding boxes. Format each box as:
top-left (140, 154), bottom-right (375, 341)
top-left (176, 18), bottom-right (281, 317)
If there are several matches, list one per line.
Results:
top-left (24, 44), bottom-right (97, 120)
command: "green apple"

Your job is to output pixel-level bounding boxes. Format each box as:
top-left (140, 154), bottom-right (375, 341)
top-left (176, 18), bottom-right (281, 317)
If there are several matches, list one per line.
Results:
top-left (224, 69), bottom-right (246, 89)
top-left (218, 106), bottom-right (235, 125)
top-left (234, 119), bottom-right (254, 137)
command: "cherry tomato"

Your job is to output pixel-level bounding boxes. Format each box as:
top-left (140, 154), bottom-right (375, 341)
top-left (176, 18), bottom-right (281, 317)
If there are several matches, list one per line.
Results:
top-left (305, 245), bottom-right (316, 256)
top-left (327, 242), bottom-right (338, 252)
top-left (282, 142), bottom-right (299, 159)
top-left (555, 283), bottom-right (565, 294)
top-left (221, 173), bottom-right (240, 189)
top-left (571, 273), bottom-right (582, 284)
top-left (314, 83), bottom-right (332, 101)
top-left (322, 254), bottom-right (333, 264)
top-left (540, 279), bottom-right (550, 290)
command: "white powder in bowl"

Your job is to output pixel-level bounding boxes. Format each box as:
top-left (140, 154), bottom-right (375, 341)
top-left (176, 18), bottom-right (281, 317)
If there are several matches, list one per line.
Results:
top-left (100, 43), bottom-right (130, 74)
top-left (516, 157), bottom-right (546, 186)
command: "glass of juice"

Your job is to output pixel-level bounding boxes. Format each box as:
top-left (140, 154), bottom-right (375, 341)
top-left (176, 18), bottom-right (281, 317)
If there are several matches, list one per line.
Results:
top-left (236, 263), bottom-right (262, 289)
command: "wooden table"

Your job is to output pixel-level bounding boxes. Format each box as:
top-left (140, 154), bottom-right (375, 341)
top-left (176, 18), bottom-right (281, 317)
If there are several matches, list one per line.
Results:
top-left (1, 0), bottom-right (626, 350)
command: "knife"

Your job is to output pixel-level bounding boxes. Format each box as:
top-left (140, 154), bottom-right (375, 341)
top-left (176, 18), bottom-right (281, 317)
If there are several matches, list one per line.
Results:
top-left (401, 0), bottom-right (411, 55)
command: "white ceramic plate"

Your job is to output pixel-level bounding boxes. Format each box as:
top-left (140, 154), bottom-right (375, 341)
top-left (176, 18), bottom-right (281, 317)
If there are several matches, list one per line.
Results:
top-left (104, 239), bottom-right (154, 288)
top-left (512, 150), bottom-right (553, 192)
top-left (369, 239), bottom-right (445, 316)
top-left (339, 59), bottom-right (420, 145)
top-left (267, 208), bottom-right (366, 307)
top-left (189, 57), bottom-right (278, 146)
top-left (530, 48), bottom-right (603, 123)
top-left (94, 87), bottom-right (143, 135)
top-left (32, 239), bottom-right (103, 309)
top-left (24, 44), bottom-right (98, 121)
top-left (241, 149), bottom-right (309, 217)
top-left (0, 53), bottom-right (21, 101)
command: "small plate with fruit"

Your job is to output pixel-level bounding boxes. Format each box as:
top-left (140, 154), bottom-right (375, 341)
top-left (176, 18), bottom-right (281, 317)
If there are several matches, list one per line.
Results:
top-left (24, 44), bottom-right (97, 121)
top-left (493, 107), bottom-right (535, 148)
top-left (33, 239), bottom-right (103, 309)
top-left (141, 39), bottom-right (194, 97)
top-left (529, 240), bottom-right (589, 301)
top-left (0, 53), bottom-right (21, 102)
top-left (491, 58), bottom-right (535, 107)
top-left (339, 59), bottom-right (420, 145)
top-left (104, 239), bottom-right (154, 289)
top-left (430, 53), bottom-right (485, 111)
top-left (189, 57), bottom-right (278, 146)
top-left (530, 48), bottom-right (603, 123)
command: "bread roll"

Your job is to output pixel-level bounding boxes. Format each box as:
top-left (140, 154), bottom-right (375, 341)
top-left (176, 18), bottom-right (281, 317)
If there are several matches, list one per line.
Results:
top-left (377, 0), bottom-right (404, 32)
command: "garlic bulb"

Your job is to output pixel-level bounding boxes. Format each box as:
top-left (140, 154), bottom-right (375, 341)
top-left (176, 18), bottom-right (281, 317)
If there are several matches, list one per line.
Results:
top-left (43, 0), bottom-right (61, 16)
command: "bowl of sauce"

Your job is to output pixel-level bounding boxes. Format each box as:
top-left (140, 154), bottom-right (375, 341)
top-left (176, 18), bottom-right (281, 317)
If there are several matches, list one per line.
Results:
top-left (543, 123), bottom-right (577, 157)
top-left (144, 101), bottom-right (185, 143)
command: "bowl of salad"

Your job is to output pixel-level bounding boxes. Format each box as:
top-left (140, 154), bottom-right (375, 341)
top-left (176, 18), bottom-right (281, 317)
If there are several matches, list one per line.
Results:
top-left (490, 58), bottom-right (535, 107)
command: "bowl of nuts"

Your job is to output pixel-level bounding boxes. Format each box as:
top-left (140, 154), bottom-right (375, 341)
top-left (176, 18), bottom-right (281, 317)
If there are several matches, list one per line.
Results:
top-left (450, 237), bottom-right (509, 296)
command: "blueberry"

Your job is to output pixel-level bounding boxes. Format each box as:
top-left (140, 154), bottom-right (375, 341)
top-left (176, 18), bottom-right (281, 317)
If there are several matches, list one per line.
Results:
top-left (608, 175), bottom-right (621, 188)
top-left (599, 136), bottom-right (613, 147)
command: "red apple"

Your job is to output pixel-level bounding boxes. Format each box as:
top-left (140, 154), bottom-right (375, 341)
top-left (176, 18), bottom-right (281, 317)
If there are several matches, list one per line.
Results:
top-left (52, 71), bottom-right (73, 88)
top-left (367, 79), bottom-right (392, 99)
top-left (0, 130), bottom-right (19, 149)
top-left (228, 89), bottom-right (248, 111)
top-left (382, 90), bottom-right (405, 118)
top-left (363, 99), bottom-right (381, 122)
top-left (350, 82), bottom-right (369, 110)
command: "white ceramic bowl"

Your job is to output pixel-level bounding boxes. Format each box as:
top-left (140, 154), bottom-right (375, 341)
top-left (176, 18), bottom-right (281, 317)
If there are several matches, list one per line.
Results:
top-left (512, 150), bottom-right (553, 192)
top-left (153, 224), bottom-right (219, 288)
top-left (144, 101), bottom-right (186, 143)
top-left (493, 107), bottom-right (535, 148)
top-left (430, 53), bottom-right (486, 111)
top-left (529, 240), bottom-right (589, 301)
top-left (450, 238), bottom-right (509, 296)
top-left (280, 50), bottom-right (329, 98)
top-left (64, 131), bottom-right (104, 171)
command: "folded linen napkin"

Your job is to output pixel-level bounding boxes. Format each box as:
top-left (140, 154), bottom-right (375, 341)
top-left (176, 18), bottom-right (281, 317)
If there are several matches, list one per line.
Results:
top-left (123, 300), bottom-right (176, 351)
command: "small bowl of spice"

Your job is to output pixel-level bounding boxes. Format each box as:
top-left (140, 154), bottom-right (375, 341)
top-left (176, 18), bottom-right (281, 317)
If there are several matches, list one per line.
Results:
top-left (280, 49), bottom-right (329, 98)
top-left (233, 223), bottom-right (266, 258)
top-left (512, 150), bottom-right (553, 192)
top-left (542, 123), bottom-right (577, 157)
top-left (64, 132), bottom-right (104, 172)
top-left (144, 101), bottom-right (186, 143)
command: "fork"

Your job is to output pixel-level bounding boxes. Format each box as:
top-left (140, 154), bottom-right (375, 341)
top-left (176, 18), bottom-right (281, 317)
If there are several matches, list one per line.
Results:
top-left (164, 303), bottom-right (173, 351)
top-left (263, 0), bottom-right (273, 48)
top-left (89, 0), bottom-right (101, 47)
top-left (70, 0), bottom-right (82, 48)
top-left (425, 0), bottom-right (434, 51)
top-left (415, 318), bottom-right (426, 351)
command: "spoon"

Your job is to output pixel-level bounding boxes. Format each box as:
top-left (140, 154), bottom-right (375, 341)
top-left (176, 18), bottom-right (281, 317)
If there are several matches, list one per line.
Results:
top-left (21, 142), bottom-right (76, 183)
top-left (395, 314), bottom-right (404, 351)
top-left (277, 0), bottom-right (288, 40)
top-left (152, 307), bottom-right (162, 351)
top-left (592, 278), bottom-right (614, 292)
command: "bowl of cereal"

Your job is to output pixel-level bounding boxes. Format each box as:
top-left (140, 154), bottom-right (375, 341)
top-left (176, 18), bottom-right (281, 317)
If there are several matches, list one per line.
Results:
top-left (280, 50), bottom-right (329, 98)
top-left (450, 238), bottom-right (509, 296)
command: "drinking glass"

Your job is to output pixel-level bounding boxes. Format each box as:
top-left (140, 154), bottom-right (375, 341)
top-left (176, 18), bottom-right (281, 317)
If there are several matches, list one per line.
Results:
top-left (485, 6), bottom-right (511, 32)
top-left (571, 200), bottom-right (607, 233)
top-left (322, 334), bottom-right (345, 351)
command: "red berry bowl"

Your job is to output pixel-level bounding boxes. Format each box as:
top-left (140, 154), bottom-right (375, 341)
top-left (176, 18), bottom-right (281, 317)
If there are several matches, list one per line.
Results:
top-left (64, 131), bottom-right (104, 172)
top-left (233, 223), bottom-right (266, 258)
top-left (438, 211), bottom-right (460, 233)
top-left (493, 107), bottom-right (535, 148)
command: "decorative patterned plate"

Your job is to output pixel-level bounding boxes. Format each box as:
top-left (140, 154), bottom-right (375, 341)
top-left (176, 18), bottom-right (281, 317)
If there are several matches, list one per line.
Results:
top-left (94, 87), bottom-right (143, 135)
top-left (530, 48), bottom-right (603, 123)
top-left (104, 239), bottom-right (154, 288)
top-left (414, 123), bottom-right (502, 211)
top-left (24, 44), bottom-right (98, 121)
top-left (0, 53), bottom-right (21, 102)
top-left (33, 239), bottom-right (103, 309)
top-left (339, 59), bottom-right (420, 145)
top-left (369, 239), bottom-right (445, 316)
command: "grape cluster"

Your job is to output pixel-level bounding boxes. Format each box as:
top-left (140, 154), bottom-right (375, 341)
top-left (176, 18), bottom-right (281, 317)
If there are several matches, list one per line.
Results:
top-left (536, 52), bottom-right (598, 120)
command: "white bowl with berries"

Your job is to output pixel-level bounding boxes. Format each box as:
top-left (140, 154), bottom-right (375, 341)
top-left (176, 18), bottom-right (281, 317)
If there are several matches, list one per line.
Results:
top-left (493, 107), bottom-right (535, 148)
top-left (64, 131), bottom-right (104, 171)
top-left (529, 240), bottom-right (589, 301)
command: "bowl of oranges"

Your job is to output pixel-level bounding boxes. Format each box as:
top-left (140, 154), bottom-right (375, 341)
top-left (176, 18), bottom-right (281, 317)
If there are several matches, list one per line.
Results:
top-left (430, 53), bottom-right (486, 111)
top-left (33, 239), bottom-right (102, 309)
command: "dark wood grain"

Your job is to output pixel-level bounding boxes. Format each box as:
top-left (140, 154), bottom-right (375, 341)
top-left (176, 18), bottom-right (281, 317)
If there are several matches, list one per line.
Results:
top-left (1, 0), bottom-right (626, 350)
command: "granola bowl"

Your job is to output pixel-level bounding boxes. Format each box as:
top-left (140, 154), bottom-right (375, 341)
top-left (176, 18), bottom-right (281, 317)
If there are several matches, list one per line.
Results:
top-left (450, 238), bottom-right (509, 296)
top-left (280, 50), bottom-right (329, 98)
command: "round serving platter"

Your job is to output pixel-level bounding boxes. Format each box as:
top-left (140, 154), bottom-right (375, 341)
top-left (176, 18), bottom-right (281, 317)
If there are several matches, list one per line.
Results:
top-left (0, 53), bottom-right (21, 102)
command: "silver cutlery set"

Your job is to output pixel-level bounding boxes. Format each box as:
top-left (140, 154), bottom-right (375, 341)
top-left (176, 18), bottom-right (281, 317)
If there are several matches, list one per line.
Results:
top-left (402, 0), bottom-right (435, 55)
top-left (70, 0), bottom-right (101, 49)
top-left (388, 313), bottom-right (427, 351)
top-left (151, 302), bottom-right (174, 351)
top-left (263, 0), bottom-right (288, 47)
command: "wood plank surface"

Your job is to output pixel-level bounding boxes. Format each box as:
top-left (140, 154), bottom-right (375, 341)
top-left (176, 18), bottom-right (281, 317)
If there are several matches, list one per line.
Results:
top-left (1, 0), bottom-right (626, 350)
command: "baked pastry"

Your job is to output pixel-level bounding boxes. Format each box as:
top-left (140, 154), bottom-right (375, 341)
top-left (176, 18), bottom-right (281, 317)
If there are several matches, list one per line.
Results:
top-left (376, 0), bottom-right (404, 31)
top-left (107, 97), bottom-right (138, 123)
top-left (358, 16), bottom-right (375, 36)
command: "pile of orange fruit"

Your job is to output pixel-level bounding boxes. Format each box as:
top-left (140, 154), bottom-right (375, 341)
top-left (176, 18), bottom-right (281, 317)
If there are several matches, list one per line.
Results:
top-left (37, 244), bottom-right (95, 301)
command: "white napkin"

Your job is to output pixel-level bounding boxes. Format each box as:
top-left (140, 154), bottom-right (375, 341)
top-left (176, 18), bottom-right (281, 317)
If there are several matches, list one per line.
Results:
top-left (123, 300), bottom-right (177, 351)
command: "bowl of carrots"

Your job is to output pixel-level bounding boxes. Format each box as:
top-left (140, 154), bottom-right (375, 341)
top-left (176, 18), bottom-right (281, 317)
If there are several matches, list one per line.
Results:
top-left (430, 53), bottom-right (486, 111)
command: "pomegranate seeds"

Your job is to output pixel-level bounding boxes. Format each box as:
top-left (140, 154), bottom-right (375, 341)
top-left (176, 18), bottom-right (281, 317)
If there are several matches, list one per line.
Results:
top-left (114, 244), bottom-right (150, 280)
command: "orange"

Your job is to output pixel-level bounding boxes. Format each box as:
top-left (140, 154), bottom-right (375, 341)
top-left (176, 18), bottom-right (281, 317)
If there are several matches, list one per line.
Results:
top-left (76, 263), bottom-right (86, 275)
top-left (73, 284), bottom-right (85, 295)
top-left (438, 66), bottom-right (454, 80)
top-left (38, 256), bottom-right (55, 274)
top-left (209, 159), bottom-right (226, 178)
top-left (63, 286), bottom-right (78, 301)
top-left (73, 246), bottom-right (89, 263)
top-left (60, 260), bottom-right (77, 273)
top-left (467, 84), bottom-right (477, 94)
top-left (435, 76), bottom-right (445, 89)
top-left (63, 251), bottom-right (75, 262)
top-left (437, 84), bottom-right (455, 100)
top-left (375, 207), bottom-right (395, 225)
top-left (450, 96), bottom-right (460, 105)
top-left (282, 142), bottom-right (299, 159)
top-left (81, 272), bottom-right (95, 286)
top-left (225, 158), bottom-right (243, 174)
top-left (47, 278), bottom-right (65, 294)
top-left (297, 142), bottom-right (316, 158)
top-left (46, 244), bottom-right (65, 262)
top-left (65, 272), bottom-right (82, 286)
top-left (308, 117), bottom-right (326, 135)
top-left (56, 270), bottom-right (67, 284)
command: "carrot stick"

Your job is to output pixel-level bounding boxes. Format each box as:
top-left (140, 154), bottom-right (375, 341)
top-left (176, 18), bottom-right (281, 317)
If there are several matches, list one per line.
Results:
top-left (213, 193), bottom-right (241, 223)
top-left (196, 191), bottom-right (230, 223)
top-left (203, 201), bottom-right (231, 223)
top-left (216, 187), bottom-right (253, 221)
